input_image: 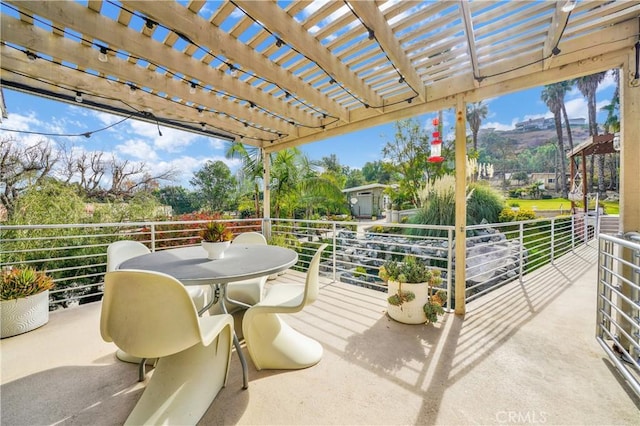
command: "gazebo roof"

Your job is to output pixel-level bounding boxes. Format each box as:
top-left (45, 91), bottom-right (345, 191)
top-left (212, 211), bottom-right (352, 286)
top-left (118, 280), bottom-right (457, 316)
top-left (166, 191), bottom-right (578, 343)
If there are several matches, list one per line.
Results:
top-left (1, 1), bottom-right (638, 152)
top-left (568, 133), bottom-right (617, 158)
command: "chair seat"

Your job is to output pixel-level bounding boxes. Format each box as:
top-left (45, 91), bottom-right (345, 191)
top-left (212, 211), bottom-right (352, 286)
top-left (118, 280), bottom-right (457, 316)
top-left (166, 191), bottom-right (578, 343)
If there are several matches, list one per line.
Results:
top-left (257, 283), bottom-right (305, 310)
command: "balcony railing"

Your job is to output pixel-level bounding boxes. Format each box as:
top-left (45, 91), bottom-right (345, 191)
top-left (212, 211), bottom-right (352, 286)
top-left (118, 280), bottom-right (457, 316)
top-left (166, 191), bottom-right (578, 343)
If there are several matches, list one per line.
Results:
top-left (596, 232), bottom-right (640, 397)
top-left (1, 214), bottom-right (592, 311)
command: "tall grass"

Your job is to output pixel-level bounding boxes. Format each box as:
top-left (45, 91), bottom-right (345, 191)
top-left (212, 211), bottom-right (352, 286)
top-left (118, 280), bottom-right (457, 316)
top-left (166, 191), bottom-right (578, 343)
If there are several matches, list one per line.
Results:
top-left (409, 177), bottom-right (504, 237)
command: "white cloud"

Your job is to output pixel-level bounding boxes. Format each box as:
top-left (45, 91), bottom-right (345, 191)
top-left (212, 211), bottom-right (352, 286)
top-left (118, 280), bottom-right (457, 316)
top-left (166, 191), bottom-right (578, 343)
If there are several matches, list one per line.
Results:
top-left (116, 139), bottom-right (158, 161)
top-left (597, 71), bottom-right (616, 93)
top-left (0, 112), bottom-right (59, 147)
top-left (482, 121), bottom-right (515, 131)
top-left (155, 155), bottom-right (242, 188)
top-left (126, 120), bottom-right (200, 153)
top-left (564, 98), bottom-right (588, 119)
top-left (1, 111), bottom-right (44, 132)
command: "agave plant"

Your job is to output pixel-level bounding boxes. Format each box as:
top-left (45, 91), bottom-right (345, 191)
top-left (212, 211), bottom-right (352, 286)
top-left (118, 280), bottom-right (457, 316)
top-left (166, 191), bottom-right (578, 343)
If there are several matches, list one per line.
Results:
top-left (199, 221), bottom-right (233, 242)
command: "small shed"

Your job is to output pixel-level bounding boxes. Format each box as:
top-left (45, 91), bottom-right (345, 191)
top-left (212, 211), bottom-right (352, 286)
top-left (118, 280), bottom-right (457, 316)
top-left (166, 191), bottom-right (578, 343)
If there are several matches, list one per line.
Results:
top-left (342, 184), bottom-right (391, 218)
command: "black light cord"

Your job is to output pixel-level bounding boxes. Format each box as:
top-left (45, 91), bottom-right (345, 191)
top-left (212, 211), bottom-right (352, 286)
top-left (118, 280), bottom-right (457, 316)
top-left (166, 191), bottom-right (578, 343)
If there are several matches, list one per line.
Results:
top-left (0, 113), bottom-right (133, 138)
top-left (1, 42), bottom-right (285, 142)
top-left (2, 2), bottom-right (320, 135)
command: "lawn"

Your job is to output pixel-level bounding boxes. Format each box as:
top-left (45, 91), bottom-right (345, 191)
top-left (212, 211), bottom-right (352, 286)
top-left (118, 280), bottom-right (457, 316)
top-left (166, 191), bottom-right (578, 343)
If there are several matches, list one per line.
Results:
top-left (506, 198), bottom-right (619, 215)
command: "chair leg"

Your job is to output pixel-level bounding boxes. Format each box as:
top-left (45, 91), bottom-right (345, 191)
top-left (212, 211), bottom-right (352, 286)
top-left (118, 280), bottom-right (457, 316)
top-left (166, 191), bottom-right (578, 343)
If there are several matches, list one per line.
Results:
top-left (125, 325), bottom-right (233, 425)
top-left (138, 358), bottom-right (146, 382)
top-left (243, 311), bottom-right (323, 371)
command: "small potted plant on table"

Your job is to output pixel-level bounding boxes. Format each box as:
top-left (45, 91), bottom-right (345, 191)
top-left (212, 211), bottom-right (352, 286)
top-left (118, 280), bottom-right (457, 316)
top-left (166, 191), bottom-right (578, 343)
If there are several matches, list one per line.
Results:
top-left (1, 267), bottom-right (55, 338)
top-left (200, 221), bottom-right (233, 259)
top-left (379, 256), bottom-right (446, 325)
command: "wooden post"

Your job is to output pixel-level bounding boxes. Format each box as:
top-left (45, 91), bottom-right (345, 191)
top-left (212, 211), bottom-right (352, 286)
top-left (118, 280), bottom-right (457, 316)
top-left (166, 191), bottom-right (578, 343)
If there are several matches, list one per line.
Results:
top-left (455, 95), bottom-right (467, 315)
top-left (618, 53), bottom-right (640, 352)
top-left (262, 150), bottom-right (271, 238)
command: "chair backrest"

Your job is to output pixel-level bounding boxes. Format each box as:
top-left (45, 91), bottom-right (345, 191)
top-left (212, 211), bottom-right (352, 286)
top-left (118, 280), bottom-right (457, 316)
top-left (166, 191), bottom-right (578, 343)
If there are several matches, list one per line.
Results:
top-left (303, 244), bottom-right (328, 306)
top-left (107, 240), bottom-right (150, 272)
top-left (233, 232), bottom-right (267, 245)
top-left (100, 270), bottom-right (202, 358)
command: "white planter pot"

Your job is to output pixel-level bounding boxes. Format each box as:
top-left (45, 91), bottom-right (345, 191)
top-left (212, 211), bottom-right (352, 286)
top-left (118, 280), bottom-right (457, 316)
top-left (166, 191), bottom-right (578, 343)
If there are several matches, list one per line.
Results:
top-left (201, 241), bottom-right (231, 260)
top-left (386, 280), bottom-right (429, 324)
top-left (1, 290), bottom-right (50, 338)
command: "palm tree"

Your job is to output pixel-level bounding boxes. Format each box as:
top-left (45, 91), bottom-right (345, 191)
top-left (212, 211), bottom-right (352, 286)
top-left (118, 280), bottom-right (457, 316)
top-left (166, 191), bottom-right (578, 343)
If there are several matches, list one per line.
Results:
top-left (556, 80), bottom-right (575, 152)
top-left (541, 83), bottom-right (569, 198)
top-left (575, 71), bottom-right (607, 196)
top-left (466, 101), bottom-right (488, 153)
top-left (600, 69), bottom-right (620, 190)
top-left (270, 149), bottom-right (345, 218)
top-left (225, 142), bottom-right (263, 217)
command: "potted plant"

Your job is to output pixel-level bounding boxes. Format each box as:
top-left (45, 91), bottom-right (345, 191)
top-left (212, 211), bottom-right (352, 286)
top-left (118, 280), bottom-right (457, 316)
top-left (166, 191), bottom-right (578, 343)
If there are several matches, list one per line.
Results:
top-left (200, 221), bottom-right (233, 259)
top-left (1, 267), bottom-right (55, 338)
top-left (378, 256), bottom-right (445, 325)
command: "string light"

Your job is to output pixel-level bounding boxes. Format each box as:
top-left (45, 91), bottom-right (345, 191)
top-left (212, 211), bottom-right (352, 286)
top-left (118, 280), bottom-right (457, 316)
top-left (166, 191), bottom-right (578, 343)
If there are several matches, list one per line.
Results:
top-left (561, 0), bottom-right (577, 12)
top-left (98, 46), bottom-right (108, 62)
top-left (25, 50), bottom-right (38, 61)
top-left (190, 82), bottom-right (197, 94)
top-left (75, 91), bottom-right (83, 103)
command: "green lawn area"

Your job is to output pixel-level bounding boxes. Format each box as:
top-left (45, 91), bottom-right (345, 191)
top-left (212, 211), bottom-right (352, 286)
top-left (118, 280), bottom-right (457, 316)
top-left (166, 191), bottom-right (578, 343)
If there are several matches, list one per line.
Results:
top-left (506, 198), bottom-right (619, 215)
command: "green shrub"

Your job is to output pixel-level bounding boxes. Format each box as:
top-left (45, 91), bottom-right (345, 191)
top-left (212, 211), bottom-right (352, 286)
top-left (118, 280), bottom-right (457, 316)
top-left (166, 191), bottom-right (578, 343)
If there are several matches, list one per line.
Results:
top-left (498, 207), bottom-right (537, 222)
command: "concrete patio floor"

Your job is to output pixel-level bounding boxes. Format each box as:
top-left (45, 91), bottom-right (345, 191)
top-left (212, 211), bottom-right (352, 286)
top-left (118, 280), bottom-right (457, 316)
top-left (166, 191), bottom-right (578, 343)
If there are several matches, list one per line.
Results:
top-left (1, 243), bottom-right (639, 425)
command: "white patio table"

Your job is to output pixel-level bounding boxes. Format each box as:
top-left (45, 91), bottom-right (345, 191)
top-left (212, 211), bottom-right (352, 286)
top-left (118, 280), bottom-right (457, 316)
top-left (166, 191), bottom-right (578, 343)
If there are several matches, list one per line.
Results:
top-left (119, 243), bottom-right (298, 389)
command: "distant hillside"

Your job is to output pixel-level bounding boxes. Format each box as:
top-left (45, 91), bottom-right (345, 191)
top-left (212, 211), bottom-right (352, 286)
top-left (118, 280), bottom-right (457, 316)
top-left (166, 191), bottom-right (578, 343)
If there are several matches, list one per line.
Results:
top-left (478, 127), bottom-right (593, 153)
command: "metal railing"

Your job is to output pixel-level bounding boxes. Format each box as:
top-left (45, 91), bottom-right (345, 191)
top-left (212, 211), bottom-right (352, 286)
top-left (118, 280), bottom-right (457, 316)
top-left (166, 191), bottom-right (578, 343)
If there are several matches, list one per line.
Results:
top-left (1, 214), bottom-right (591, 311)
top-left (465, 214), bottom-right (582, 302)
top-left (596, 232), bottom-right (640, 397)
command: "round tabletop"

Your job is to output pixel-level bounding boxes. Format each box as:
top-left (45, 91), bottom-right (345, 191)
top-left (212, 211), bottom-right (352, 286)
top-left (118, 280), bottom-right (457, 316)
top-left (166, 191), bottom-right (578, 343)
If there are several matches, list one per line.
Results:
top-left (118, 244), bottom-right (298, 285)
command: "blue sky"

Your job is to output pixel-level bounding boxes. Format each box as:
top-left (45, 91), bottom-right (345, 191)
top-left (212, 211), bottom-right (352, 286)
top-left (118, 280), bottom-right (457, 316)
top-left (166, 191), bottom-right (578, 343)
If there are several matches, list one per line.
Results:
top-left (0, 73), bottom-right (616, 188)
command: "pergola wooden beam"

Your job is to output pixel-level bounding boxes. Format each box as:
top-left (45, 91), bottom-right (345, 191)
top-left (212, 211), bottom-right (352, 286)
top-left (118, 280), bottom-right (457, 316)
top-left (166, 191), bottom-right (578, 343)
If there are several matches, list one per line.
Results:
top-left (233, 0), bottom-right (385, 109)
top-left (346, 0), bottom-right (426, 101)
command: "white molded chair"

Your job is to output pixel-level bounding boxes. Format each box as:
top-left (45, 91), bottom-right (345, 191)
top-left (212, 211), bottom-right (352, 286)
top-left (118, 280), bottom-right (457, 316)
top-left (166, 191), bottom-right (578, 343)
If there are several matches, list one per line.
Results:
top-left (242, 243), bottom-right (327, 370)
top-left (210, 232), bottom-right (269, 316)
top-left (107, 240), bottom-right (207, 310)
top-left (101, 270), bottom-right (233, 426)
top-left (107, 240), bottom-right (208, 380)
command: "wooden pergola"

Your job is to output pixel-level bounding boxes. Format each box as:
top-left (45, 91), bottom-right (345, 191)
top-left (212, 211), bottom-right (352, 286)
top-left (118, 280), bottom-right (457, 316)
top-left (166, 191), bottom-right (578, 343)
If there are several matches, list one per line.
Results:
top-left (2, 0), bottom-right (639, 314)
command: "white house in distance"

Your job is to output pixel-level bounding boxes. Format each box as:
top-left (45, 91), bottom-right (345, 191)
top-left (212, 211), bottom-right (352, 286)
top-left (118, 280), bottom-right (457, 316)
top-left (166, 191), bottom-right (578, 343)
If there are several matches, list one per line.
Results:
top-left (342, 183), bottom-right (392, 219)
top-left (514, 117), bottom-right (586, 132)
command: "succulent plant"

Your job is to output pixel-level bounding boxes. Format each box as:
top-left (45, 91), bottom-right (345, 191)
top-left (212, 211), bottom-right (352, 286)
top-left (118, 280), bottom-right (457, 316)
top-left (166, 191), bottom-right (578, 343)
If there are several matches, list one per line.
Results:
top-left (1, 267), bottom-right (55, 301)
top-left (199, 221), bottom-right (233, 242)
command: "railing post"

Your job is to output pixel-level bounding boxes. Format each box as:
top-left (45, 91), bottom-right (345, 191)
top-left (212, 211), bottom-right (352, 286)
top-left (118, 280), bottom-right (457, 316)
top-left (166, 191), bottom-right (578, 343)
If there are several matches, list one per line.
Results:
top-left (332, 223), bottom-right (337, 282)
top-left (550, 218), bottom-right (555, 265)
top-left (571, 215), bottom-right (575, 252)
top-left (150, 223), bottom-right (156, 252)
top-left (447, 228), bottom-right (454, 310)
top-left (519, 222), bottom-right (524, 283)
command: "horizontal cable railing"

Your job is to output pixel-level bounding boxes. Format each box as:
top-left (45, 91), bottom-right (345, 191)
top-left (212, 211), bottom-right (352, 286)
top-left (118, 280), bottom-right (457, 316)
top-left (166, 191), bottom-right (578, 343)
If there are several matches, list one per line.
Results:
top-left (269, 218), bottom-right (455, 309)
top-left (0, 219), bottom-right (262, 309)
top-left (1, 213), bottom-right (592, 311)
top-left (596, 232), bottom-right (640, 398)
top-left (465, 214), bottom-right (589, 302)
